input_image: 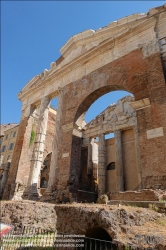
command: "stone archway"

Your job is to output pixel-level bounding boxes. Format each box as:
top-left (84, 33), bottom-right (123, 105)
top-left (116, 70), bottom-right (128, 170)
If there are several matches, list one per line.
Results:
top-left (51, 48), bottom-right (166, 198)
top-left (3, 6), bottom-right (166, 201)
top-left (56, 50), bottom-right (147, 194)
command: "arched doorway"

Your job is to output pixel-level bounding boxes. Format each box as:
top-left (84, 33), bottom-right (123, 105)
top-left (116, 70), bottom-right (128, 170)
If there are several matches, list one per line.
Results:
top-left (69, 87), bottom-right (141, 198)
top-left (84, 227), bottom-right (117, 250)
top-left (86, 227), bottom-right (112, 241)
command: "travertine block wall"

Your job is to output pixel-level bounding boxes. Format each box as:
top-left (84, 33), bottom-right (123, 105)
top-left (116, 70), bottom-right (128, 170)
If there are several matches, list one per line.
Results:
top-left (105, 129), bottom-right (139, 193)
top-left (121, 129), bottom-right (139, 191)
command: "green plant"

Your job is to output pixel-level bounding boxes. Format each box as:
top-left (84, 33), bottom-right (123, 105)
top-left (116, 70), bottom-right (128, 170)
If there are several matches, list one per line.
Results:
top-left (159, 198), bottom-right (164, 203)
top-left (154, 206), bottom-right (159, 212)
top-left (127, 204), bottom-right (137, 208)
top-left (29, 125), bottom-right (36, 147)
top-left (149, 203), bottom-right (159, 212)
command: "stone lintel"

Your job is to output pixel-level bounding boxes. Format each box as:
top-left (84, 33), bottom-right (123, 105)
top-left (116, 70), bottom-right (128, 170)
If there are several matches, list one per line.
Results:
top-left (129, 98), bottom-right (150, 110)
top-left (72, 129), bottom-right (82, 138)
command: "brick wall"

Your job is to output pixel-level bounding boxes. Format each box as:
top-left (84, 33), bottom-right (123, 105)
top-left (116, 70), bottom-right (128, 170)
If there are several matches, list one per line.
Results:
top-left (53, 49), bottom-right (166, 194)
top-left (108, 189), bottom-right (165, 201)
top-left (2, 110), bottom-right (56, 200)
top-left (3, 115), bottom-right (34, 199)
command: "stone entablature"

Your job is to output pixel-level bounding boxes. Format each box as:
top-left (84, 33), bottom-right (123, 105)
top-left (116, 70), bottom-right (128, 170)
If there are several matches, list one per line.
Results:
top-left (83, 96), bottom-right (136, 140)
top-left (18, 5), bottom-right (166, 108)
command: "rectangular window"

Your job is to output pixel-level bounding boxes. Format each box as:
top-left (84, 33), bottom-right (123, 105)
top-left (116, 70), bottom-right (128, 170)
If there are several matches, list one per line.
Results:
top-left (13, 131), bottom-right (16, 137)
top-left (9, 143), bottom-right (14, 150)
top-left (5, 134), bottom-right (8, 140)
top-left (1, 145), bottom-right (6, 152)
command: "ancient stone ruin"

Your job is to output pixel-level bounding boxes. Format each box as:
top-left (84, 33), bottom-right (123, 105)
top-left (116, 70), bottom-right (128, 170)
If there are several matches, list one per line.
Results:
top-left (1, 4), bottom-right (166, 205)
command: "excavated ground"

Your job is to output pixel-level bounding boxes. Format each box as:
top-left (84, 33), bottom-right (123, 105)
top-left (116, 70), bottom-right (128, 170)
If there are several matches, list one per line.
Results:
top-left (1, 200), bottom-right (166, 249)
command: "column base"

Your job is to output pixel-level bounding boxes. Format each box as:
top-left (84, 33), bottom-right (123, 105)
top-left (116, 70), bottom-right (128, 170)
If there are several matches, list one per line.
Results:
top-left (28, 193), bottom-right (41, 201)
top-left (22, 188), bottom-right (42, 201)
top-left (40, 187), bottom-right (54, 201)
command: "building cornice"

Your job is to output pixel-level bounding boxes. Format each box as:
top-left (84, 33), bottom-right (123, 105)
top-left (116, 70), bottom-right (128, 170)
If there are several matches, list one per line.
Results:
top-left (18, 5), bottom-right (166, 105)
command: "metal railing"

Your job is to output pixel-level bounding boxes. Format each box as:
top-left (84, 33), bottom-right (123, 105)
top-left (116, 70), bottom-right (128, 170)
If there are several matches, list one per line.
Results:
top-left (1, 225), bottom-right (153, 250)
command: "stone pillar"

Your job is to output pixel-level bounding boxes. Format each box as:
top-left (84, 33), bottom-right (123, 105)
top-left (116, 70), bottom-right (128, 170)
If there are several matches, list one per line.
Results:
top-left (98, 134), bottom-right (106, 196)
top-left (24, 96), bottom-right (50, 200)
top-left (133, 125), bottom-right (142, 189)
top-left (114, 130), bottom-right (124, 191)
top-left (44, 90), bottom-right (64, 198)
top-left (0, 162), bottom-right (10, 198)
top-left (87, 138), bottom-right (94, 175)
top-left (3, 105), bottom-right (35, 200)
top-left (92, 142), bottom-right (98, 180)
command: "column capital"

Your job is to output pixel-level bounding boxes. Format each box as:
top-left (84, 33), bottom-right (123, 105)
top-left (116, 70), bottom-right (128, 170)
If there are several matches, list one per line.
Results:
top-left (21, 105), bottom-right (32, 119)
top-left (98, 133), bottom-right (105, 140)
top-left (58, 87), bottom-right (64, 97)
top-left (133, 125), bottom-right (138, 134)
top-left (40, 96), bottom-right (50, 109)
top-left (114, 130), bottom-right (121, 138)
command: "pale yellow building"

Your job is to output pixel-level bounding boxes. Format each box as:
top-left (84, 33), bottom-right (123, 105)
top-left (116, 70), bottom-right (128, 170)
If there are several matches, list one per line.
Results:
top-left (0, 124), bottom-right (19, 166)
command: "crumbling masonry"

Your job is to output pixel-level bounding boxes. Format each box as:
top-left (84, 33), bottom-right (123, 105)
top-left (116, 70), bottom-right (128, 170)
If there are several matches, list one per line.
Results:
top-left (2, 4), bottom-right (166, 201)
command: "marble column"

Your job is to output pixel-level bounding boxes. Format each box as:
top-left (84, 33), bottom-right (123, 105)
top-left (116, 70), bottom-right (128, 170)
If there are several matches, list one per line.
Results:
top-left (25, 96), bottom-right (50, 199)
top-left (114, 130), bottom-right (124, 191)
top-left (0, 162), bottom-right (10, 198)
top-left (87, 138), bottom-right (94, 175)
top-left (133, 125), bottom-right (142, 189)
top-left (44, 89), bottom-right (64, 197)
top-left (92, 142), bottom-right (98, 180)
top-left (98, 134), bottom-right (106, 196)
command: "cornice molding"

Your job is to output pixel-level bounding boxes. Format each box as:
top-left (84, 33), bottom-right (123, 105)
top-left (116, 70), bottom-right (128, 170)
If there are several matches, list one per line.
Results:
top-left (18, 5), bottom-right (166, 105)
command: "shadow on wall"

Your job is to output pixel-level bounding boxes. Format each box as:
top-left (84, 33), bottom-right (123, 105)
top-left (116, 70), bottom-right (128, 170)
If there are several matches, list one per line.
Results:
top-left (85, 227), bottom-right (112, 241)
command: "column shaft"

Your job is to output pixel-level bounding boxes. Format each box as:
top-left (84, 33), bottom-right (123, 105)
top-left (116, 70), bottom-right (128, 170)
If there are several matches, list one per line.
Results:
top-left (115, 130), bottom-right (124, 191)
top-left (98, 134), bottom-right (106, 196)
top-left (92, 142), bottom-right (98, 180)
top-left (45, 90), bottom-right (64, 196)
top-left (0, 163), bottom-right (10, 198)
top-left (26, 96), bottom-right (50, 199)
top-left (133, 125), bottom-right (142, 188)
top-left (87, 138), bottom-right (94, 175)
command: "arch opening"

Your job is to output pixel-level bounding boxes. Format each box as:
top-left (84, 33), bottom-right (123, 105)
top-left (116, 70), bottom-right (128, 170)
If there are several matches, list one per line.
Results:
top-left (74, 86), bottom-right (133, 126)
top-left (85, 227), bottom-right (112, 241)
top-left (70, 85), bottom-right (140, 200)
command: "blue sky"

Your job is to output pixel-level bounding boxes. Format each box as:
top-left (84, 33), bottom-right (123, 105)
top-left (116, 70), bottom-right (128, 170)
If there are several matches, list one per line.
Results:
top-left (1, 1), bottom-right (165, 124)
